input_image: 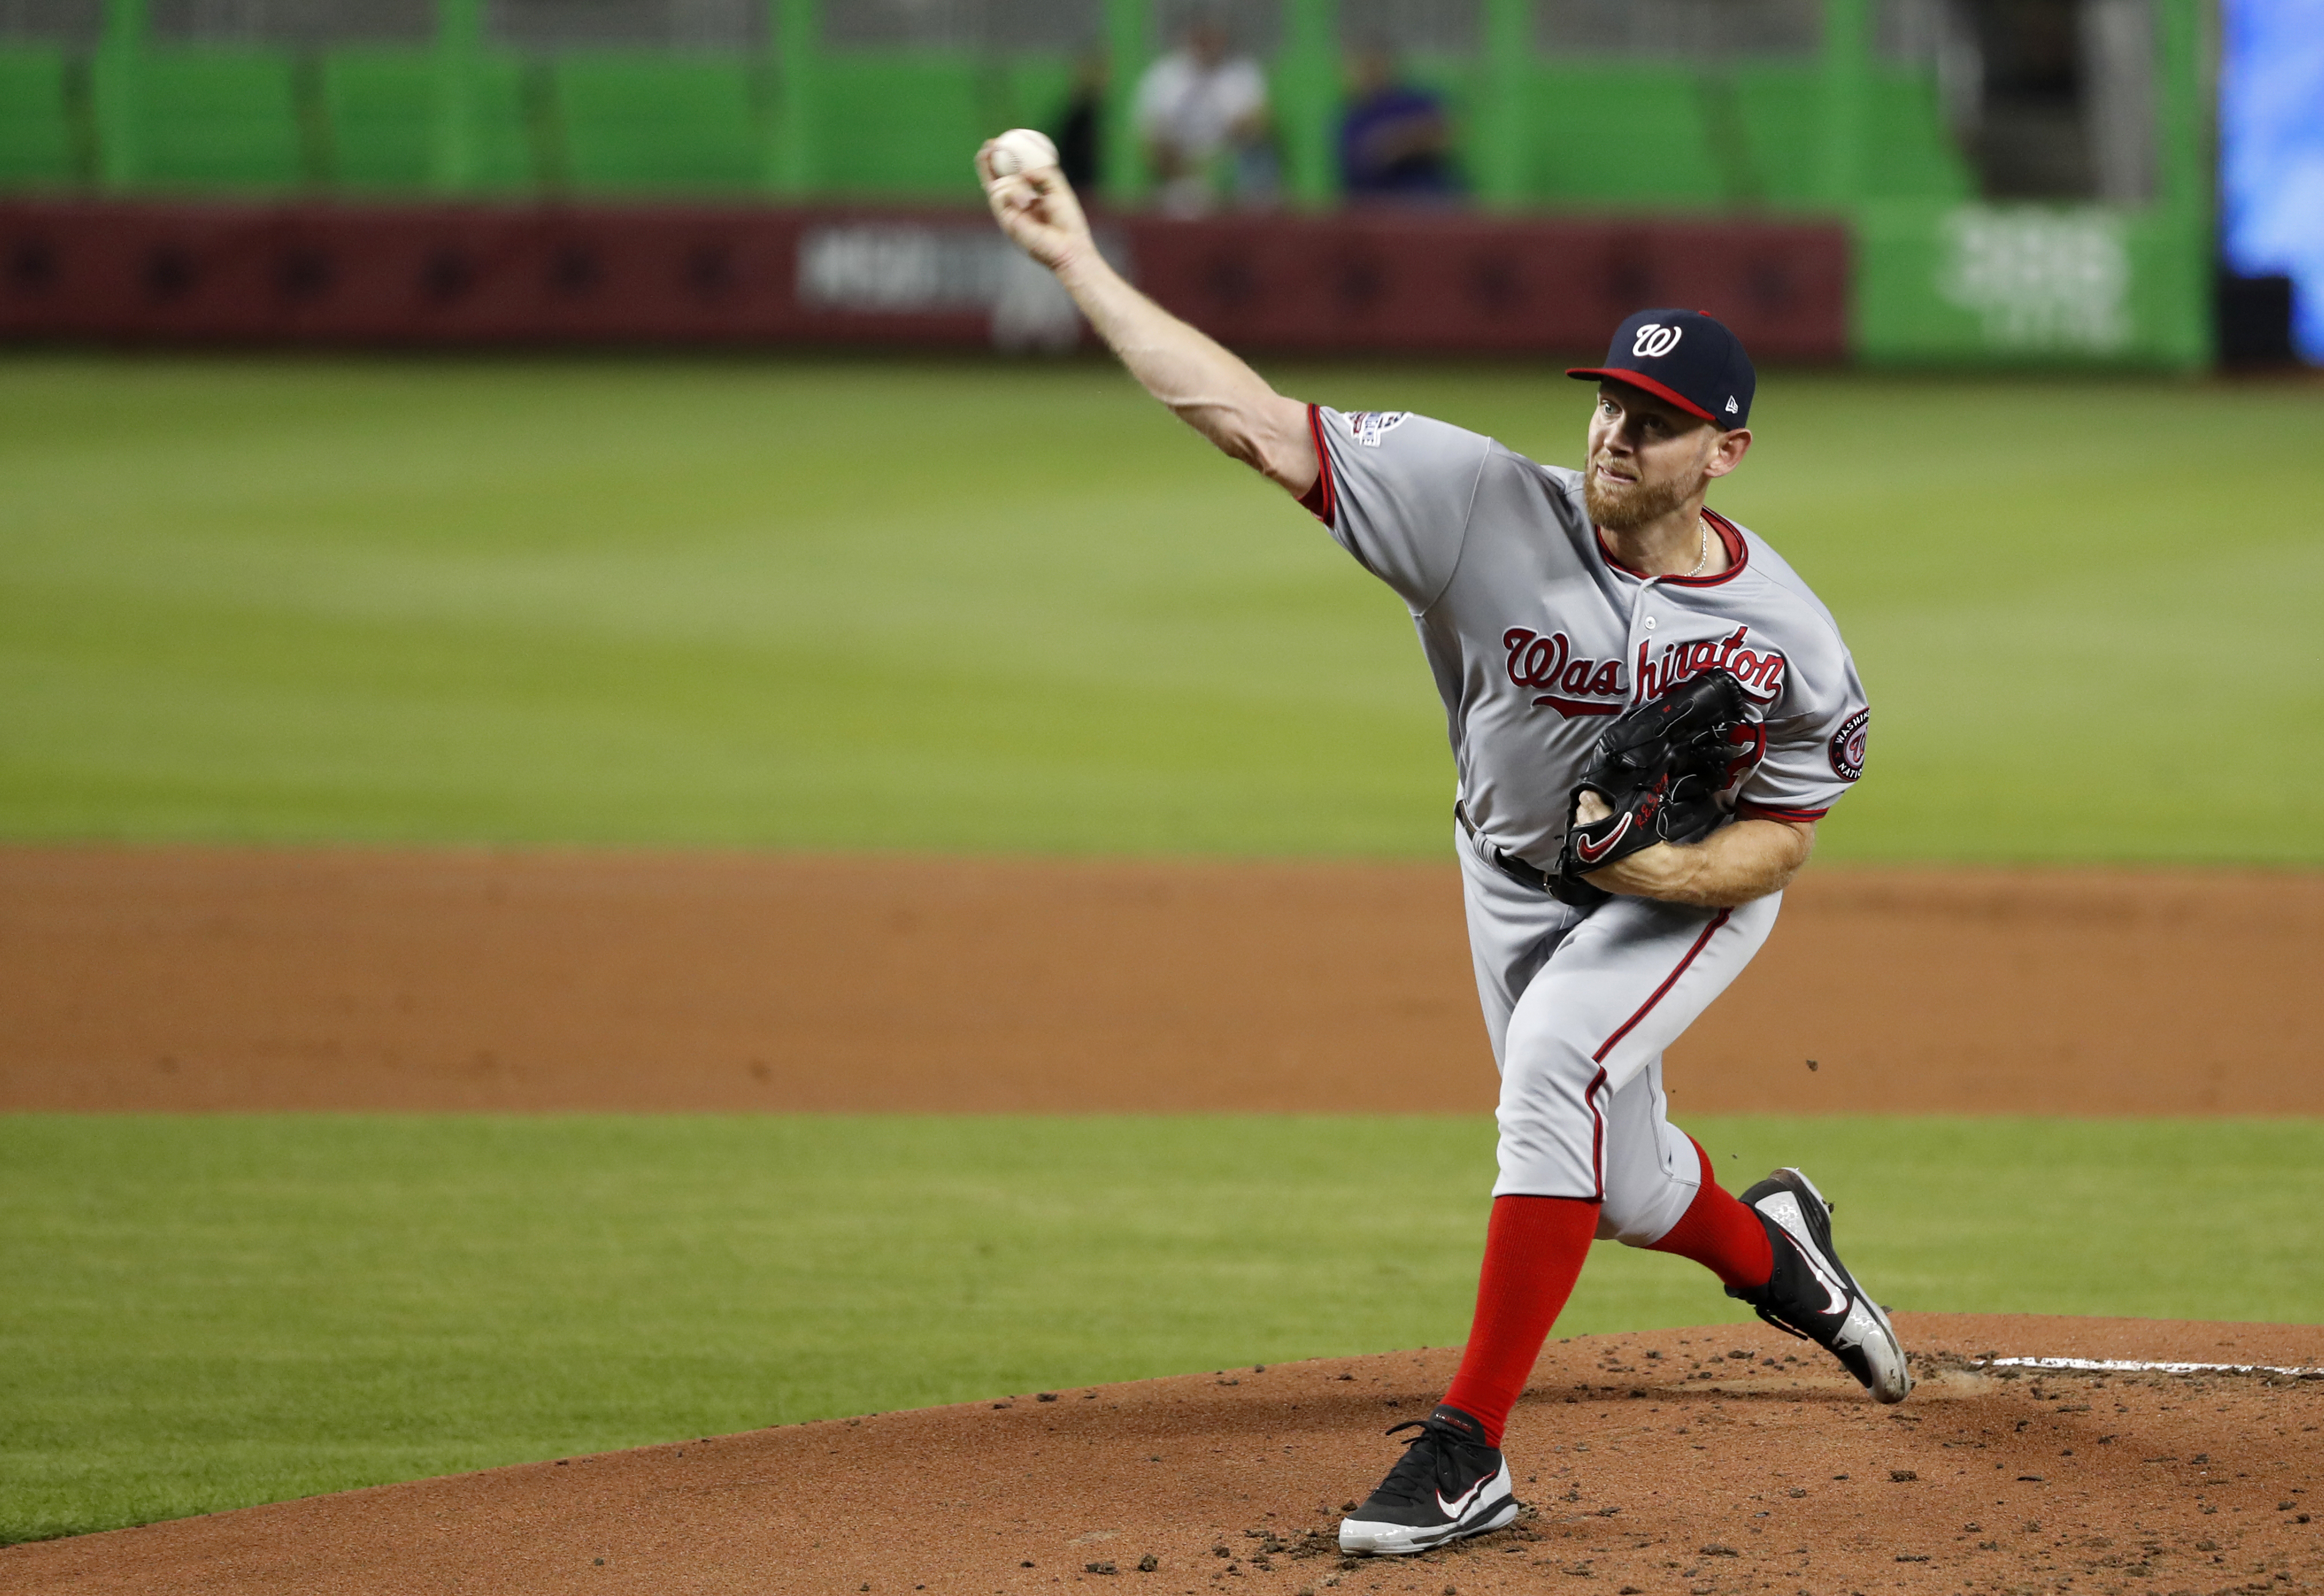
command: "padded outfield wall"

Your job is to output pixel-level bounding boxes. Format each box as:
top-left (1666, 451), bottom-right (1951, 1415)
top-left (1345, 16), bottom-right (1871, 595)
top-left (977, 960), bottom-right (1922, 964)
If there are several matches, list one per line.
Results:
top-left (0, 0), bottom-right (2211, 365)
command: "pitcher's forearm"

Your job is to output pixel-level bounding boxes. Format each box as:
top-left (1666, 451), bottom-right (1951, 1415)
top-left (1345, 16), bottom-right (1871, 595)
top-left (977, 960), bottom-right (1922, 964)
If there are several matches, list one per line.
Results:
top-left (1587, 818), bottom-right (1815, 908)
top-left (1056, 252), bottom-right (1318, 496)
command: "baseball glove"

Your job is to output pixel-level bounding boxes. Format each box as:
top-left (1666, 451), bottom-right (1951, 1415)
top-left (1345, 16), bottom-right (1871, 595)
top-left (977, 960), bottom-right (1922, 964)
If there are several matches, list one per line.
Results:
top-left (1548, 670), bottom-right (1756, 907)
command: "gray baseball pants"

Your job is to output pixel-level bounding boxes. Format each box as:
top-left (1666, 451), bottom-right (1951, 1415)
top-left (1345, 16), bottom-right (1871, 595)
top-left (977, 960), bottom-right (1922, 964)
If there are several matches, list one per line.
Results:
top-left (1456, 821), bottom-right (1780, 1244)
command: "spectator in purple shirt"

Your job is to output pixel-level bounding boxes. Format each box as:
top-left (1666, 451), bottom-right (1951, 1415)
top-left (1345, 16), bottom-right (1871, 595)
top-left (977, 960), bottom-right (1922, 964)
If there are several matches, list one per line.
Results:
top-left (1339, 45), bottom-right (1459, 202)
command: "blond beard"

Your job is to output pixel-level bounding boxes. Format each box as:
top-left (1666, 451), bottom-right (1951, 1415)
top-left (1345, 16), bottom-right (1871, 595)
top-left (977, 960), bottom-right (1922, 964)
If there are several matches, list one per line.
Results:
top-left (1584, 457), bottom-right (1696, 531)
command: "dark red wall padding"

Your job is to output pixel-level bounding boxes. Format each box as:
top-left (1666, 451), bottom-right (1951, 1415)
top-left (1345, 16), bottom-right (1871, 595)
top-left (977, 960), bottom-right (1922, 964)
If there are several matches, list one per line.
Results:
top-left (0, 198), bottom-right (1849, 359)
top-left (1124, 212), bottom-right (1848, 359)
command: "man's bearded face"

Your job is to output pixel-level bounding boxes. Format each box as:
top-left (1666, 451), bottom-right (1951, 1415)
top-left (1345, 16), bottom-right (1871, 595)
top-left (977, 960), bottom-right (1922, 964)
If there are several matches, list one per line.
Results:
top-left (1583, 384), bottom-right (1721, 530)
top-left (1583, 449), bottom-right (1698, 530)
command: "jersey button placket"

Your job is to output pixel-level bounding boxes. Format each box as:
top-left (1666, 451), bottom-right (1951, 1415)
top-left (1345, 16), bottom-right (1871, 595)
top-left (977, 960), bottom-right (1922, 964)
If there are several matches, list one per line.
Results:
top-left (1625, 581), bottom-right (1658, 707)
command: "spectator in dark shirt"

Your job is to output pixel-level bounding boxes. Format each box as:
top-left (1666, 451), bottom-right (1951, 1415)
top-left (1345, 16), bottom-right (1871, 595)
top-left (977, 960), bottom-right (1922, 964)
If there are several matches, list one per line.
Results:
top-left (1339, 45), bottom-right (1458, 202)
top-left (1056, 50), bottom-right (1106, 191)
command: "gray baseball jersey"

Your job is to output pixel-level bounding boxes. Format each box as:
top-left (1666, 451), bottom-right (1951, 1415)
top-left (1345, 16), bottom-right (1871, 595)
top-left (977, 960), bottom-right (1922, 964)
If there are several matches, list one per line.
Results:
top-left (1301, 404), bottom-right (1869, 868)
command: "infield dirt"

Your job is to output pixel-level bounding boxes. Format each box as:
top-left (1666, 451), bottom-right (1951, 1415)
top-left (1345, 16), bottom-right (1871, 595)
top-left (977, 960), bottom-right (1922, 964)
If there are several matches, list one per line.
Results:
top-left (6, 849), bottom-right (2321, 1593)
top-left (3, 849), bottom-right (2319, 1115)
top-left (4, 1316), bottom-right (2318, 1595)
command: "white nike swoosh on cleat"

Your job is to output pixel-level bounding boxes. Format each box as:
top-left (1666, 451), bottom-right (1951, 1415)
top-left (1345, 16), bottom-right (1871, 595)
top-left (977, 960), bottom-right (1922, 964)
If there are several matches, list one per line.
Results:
top-left (1759, 1192), bottom-right (1850, 1316)
top-left (1798, 1247), bottom-right (1850, 1316)
top-left (1434, 1478), bottom-right (1487, 1521)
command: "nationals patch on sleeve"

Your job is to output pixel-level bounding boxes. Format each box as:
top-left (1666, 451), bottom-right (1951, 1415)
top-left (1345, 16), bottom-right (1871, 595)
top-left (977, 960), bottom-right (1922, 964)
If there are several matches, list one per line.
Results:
top-left (1829, 707), bottom-right (1869, 781)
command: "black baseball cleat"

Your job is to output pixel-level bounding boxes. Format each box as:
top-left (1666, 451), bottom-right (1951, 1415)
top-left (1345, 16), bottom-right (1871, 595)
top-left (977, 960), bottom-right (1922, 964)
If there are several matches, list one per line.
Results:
top-left (1726, 1167), bottom-right (1913, 1404)
top-left (1337, 1404), bottom-right (1520, 1556)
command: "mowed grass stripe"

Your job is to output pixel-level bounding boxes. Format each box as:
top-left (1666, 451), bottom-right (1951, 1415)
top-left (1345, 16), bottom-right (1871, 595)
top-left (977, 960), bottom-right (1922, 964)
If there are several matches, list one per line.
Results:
top-left (0, 357), bottom-right (2318, 860)
top-left (3, 1112), bottom-right (2321, 1543)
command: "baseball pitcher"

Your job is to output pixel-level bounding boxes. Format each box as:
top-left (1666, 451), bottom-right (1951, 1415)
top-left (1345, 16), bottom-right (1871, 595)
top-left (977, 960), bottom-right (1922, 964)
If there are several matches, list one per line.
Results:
top-left (977, 138), bottom-right (1909, 1558)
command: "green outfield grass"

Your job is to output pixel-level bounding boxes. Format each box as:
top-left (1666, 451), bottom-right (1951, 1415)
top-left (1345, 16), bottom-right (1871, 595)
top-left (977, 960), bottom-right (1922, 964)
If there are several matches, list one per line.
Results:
top-left (0, 356), bottom-right (2318, 862)
top-left (4, 1112), bottom-right (2321, 1544)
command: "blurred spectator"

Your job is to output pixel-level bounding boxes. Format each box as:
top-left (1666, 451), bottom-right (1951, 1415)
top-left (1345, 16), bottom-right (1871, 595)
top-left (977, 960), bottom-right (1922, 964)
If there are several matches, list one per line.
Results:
top-left (1056, 51), bottom-right (1107, 191)
top-left (1339, 45), bottom-right (1458, 202)
top-left (1134, 16), bottom-right (1278, 214)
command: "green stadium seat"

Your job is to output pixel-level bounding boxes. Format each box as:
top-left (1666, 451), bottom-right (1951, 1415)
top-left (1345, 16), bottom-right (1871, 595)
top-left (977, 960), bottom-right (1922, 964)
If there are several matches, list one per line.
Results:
top-left (460, 56), bottom-right (539, 191)
top-left (815, 54), bottom-right (989, 198)
top-left (1526, 67), bottom-right (1723, 207)
top-left (0, 29), bottom-right (1986, 212)
top-left (322, 50), bottom-right (435, 190)
top-left (0, 48), bottom-right (79, 187)
top-left (140, 49), bottom-right (303, 187)
top-left (555, 56), bottom-right (761, 192)
top-left (1730, 64), bottom-right (1825, 204)
top-left (1861, 68), bottom-right (1973, 200)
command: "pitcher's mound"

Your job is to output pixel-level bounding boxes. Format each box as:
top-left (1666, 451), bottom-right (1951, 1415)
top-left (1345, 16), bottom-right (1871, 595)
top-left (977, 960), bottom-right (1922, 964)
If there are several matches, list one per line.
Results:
top-left (7, 1316), bottom-right (2319, 1595)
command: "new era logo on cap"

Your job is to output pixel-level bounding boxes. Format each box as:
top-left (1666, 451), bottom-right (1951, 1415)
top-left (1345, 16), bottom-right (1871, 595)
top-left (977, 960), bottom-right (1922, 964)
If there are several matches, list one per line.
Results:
top-left (1570, 309), bottom-right (1756, 429)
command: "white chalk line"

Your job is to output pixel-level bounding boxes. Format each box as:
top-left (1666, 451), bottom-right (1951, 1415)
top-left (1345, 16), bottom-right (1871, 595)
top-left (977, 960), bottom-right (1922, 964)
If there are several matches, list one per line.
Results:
top-left (1979, 1355), bottom-right (2324, 1379)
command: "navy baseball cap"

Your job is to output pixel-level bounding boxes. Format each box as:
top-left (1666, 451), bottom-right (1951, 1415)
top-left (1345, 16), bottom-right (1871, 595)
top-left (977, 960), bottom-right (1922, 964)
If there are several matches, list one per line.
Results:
top-left (1568, 309), bottom-right (1755, 429)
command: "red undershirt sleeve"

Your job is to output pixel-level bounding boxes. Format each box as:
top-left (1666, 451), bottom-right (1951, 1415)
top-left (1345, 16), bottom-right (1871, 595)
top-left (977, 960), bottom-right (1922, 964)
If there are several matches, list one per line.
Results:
top-left (1296, 403), bottom-right (1335, 526)
top-left (1736, 801), bottom-right (1829, 824)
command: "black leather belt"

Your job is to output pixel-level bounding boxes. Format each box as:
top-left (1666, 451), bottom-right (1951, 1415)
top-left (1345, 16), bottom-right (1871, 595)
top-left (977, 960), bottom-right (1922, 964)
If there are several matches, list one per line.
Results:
top-left (1455, 800), bottom-right (1560, 895)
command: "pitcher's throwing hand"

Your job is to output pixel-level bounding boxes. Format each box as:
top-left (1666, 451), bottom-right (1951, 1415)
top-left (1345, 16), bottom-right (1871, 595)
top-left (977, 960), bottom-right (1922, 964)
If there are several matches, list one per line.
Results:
top-left (978, 136), bottom-right (1095, 277)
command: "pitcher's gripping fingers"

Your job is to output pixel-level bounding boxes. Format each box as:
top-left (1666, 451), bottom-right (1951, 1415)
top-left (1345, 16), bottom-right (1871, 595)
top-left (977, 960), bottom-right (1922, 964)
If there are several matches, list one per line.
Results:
top-left (976, 141), bottom-right (1095, 275)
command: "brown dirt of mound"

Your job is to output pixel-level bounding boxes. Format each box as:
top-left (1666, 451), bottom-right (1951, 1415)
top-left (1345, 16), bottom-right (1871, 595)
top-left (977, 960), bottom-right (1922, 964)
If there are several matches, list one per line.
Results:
top-left (2, 849), bottom-right (2320, 1115)
top-left (5, 1316), bottom-right (2317, 1596)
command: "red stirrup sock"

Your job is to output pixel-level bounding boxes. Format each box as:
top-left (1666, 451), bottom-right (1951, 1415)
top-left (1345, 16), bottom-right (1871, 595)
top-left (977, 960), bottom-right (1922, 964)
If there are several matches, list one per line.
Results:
top-left (1646, 1136), bottom-right (1774, 1290)
top-left (1439, 1194), bottom-right (1600, 1448)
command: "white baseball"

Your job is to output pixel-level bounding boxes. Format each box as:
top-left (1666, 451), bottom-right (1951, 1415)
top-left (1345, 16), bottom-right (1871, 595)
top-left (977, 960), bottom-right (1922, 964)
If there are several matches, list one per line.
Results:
top-left (986, 128), bottom-right (1059, 178)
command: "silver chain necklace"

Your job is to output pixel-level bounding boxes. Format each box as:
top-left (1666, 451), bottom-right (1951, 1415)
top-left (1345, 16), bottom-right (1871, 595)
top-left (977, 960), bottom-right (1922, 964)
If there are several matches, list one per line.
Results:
top-left (1684, 516), bottom-right (1709, 577)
